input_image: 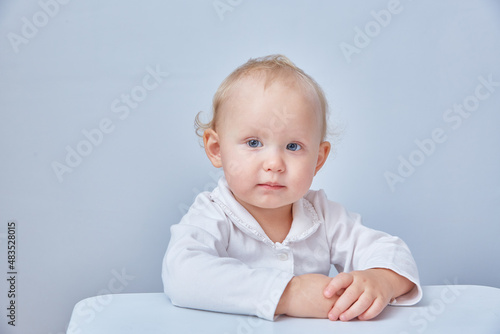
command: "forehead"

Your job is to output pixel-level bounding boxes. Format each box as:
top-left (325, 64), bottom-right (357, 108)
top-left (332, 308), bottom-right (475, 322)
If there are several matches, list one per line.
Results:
top-left (218, 74), bottom-right (323, 134)
top-left (235, 70), bottom-right (311, 94)
top-left (226, 73), bottom-right (320, 111)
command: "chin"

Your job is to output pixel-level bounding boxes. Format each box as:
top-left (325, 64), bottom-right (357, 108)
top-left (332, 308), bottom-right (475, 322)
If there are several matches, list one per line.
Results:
top-left (255, 201), bottom-right (293, 210)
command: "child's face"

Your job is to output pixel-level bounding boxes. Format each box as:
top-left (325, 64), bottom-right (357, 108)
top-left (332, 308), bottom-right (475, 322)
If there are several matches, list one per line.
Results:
top-left (204, 75), bottom-right (330, 213)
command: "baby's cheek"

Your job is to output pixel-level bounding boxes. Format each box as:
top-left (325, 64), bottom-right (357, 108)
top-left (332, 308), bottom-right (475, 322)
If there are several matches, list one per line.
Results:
top-left (224, 160), bottom-right (245, 179)
top-left (295, 167), bottom-right (315, 189)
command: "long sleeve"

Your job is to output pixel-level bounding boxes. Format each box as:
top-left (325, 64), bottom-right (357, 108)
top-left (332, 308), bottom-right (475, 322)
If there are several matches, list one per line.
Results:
top-left (162, 192), bottom-right (293, 320)
top-left (306, 190), bottom-right (423, 305)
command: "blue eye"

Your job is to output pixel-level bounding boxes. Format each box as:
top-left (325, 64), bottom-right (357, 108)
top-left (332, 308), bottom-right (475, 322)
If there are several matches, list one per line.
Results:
top-left (247, 139), bottom-right (262, 148)
top-left (286, 143), bottom-right (302, 151)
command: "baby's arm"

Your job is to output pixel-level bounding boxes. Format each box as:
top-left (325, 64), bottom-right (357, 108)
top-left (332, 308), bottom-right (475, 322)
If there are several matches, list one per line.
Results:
top-left (163, 221), bottom-right (293, 320)
top-left (323, 268), bottom-right (415, 321)
top-left (305, 191), bottom-right (422, 321)
top-left (275, 274), bottom-right (341, 318)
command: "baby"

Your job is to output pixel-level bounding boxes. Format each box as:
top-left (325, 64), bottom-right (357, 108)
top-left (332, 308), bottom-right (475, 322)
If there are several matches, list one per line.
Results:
top-left (162, 54), bottom-right (422, 321)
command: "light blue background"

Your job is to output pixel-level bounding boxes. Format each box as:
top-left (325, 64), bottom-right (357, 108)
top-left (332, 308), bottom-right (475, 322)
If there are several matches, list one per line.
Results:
top-left (1, 1), bottom-right (499, 333)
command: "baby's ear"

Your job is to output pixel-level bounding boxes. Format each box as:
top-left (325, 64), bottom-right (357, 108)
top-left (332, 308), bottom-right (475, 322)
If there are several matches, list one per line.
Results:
top-left (203, 129), bottom-right (222, 168)
top-left (315, 141), bottom-right (331, 175)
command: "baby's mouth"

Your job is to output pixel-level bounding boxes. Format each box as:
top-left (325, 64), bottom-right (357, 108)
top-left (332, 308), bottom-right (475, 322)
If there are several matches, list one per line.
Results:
top-left (258, 183), bottom-right (285, 189)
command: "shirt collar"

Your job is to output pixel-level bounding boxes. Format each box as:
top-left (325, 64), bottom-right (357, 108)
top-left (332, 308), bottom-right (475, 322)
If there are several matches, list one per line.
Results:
top-left (209, 176), bottom-right (322, 247)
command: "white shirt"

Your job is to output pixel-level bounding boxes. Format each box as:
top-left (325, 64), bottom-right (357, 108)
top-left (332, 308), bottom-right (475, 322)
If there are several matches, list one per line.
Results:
top-left (162, 177), bottom-right (422, 320)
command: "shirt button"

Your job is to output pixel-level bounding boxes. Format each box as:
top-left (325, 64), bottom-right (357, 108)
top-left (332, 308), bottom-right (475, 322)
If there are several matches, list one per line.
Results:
top-left (278, 253), bottom-right (289, 261)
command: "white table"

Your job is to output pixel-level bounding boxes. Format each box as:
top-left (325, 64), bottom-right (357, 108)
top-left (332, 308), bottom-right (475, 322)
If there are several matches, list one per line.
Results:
top-left (67, 285), bottom-right (500, 334)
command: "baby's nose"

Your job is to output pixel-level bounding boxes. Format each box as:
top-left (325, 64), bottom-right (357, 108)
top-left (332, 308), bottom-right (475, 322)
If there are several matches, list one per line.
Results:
top-left (263, 151), bottom-right (285, 173)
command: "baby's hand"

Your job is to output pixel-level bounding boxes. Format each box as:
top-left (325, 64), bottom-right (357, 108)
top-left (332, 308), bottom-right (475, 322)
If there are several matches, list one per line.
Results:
top-left (323, 268), bottom-right (413, 321)
top-left (276, 274), bottom-right (341, 318)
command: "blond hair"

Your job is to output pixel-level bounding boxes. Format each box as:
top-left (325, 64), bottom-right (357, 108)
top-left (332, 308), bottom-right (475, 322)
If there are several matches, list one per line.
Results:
top-left (195, 54), bottom-right (330, 141)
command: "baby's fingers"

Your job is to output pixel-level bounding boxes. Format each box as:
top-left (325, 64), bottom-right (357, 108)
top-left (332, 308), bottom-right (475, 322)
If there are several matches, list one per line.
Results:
top-left (323, 272), bottom-right (353, 298)
top-left (335, 293), bottom-right (374, 321)
top-left (357, 297), bottom-right (388, 321)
